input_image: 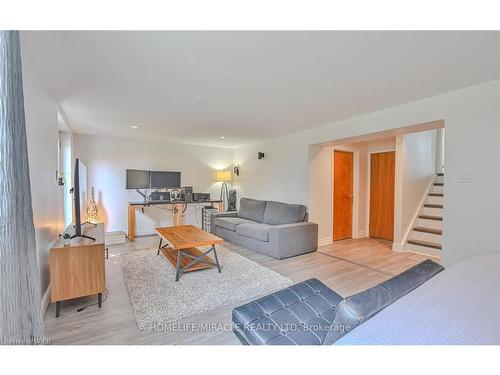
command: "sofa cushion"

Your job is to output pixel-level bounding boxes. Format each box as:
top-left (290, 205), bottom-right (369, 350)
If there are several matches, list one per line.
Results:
top-left (263, 201), bottom-right (307, 225)
top-left (239, 198), bottom-right (267, 223)
top-left (232, 278), bottom-right (343, 345)
top-left (214, 217), bottom-right (254, 232)
top-left (235, 223), bottom-right (272, 242)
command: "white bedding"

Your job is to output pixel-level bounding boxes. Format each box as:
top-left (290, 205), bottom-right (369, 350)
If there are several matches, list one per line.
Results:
top-left (336, 255), bottom-right (500, 345)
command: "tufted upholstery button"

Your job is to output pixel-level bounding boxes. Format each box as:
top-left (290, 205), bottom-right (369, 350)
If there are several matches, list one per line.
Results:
top-left (315, 290), bottom-right (320, 294)
top-left (232, 278), bottom-right (345, 345)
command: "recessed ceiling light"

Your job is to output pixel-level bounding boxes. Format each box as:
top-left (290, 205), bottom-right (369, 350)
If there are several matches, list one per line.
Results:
top-left (220, 136), bottom-right (227, 140)
top-left (130, 125), bottom-right (139, 129)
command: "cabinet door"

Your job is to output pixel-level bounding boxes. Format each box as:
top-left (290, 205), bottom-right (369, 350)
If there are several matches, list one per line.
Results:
top-left (50, 245), bottom-right (105, 302)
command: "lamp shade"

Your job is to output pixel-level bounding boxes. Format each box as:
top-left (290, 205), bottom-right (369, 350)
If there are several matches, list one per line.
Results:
top-left (215, 170), bottom-right (232, 182)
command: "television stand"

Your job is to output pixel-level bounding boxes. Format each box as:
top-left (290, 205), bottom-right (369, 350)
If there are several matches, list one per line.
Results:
top-left (50, 223), bottom-right (105, 317)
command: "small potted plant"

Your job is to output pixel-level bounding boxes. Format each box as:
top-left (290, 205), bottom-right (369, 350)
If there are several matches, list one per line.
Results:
top-left (63, 233), bottom-right (71, 246)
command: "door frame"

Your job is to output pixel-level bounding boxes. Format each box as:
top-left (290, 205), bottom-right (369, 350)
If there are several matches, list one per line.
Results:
top-left (332, 147), bottom-right (360, 240)
top-left (367, 149), bottom-right (396, 238)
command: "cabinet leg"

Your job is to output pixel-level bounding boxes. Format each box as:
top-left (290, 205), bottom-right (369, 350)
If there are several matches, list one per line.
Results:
top-left (98, 293), bottom-right (102, 308)
top-left (56, 301), bottom-right (61, 317)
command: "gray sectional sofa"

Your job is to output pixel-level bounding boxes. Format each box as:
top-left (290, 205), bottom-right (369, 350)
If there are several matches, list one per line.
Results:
top-left (211, 198), bottom-right (318, 259)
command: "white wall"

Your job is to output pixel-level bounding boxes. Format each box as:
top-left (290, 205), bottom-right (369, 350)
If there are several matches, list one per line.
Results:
top-left (308, 145), bottom-right (333, 244)
top-left (21, 47), bottom-right (65, 300)
top-left (394, 129), bottom-right (438, 245)
top-left (74, 134), bottom-right (233, 235)
top-left (233, 80), bottom-right (500, 266)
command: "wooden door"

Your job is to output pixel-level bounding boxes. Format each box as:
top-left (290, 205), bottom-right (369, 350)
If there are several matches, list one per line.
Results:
top-left (369, 151), bottom-right (395, 241)
top-left (333, 150), bottom-right (354, 241)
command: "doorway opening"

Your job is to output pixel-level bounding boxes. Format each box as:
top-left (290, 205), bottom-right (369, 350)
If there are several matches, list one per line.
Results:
top-left (308, 119), bottom-right (444, 258)
top-left (330, 137), bottom-right (396, 243)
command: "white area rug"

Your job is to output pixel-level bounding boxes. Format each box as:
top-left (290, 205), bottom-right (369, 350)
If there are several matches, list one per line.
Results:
top-left (120, 246), bottom-right (293, 329)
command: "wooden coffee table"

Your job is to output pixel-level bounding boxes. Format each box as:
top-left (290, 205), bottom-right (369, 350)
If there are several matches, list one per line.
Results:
top-left (155, 225), bottom-right (224, 281)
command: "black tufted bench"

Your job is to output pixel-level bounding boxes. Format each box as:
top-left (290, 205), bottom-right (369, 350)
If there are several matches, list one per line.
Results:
top-left (232, 259), bottom-right (444, 345)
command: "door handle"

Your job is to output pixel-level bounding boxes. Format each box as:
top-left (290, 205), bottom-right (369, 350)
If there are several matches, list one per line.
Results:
top-left (347, 194), bottom-right (354, 198)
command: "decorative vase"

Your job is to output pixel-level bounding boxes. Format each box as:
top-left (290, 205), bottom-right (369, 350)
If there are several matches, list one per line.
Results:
top-left (87, 187), bottom-right (100, 224)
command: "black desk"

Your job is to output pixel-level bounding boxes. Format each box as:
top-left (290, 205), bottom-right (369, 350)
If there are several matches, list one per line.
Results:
top-left (127, 200), bottom-right (223, 241)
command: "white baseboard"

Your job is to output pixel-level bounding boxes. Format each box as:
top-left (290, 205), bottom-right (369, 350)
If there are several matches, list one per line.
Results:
top-left (392, 243), bottom-right (406, 252)
top-left (318, 237), bottom-right (333, 247)
top-left (41, 284), bottom-right (51, 315)
top-left (357, 230), bottom-right (368, 238)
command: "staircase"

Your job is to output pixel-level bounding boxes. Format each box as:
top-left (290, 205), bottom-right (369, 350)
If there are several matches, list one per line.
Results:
top-left (406, 173), bottom-right (443, 257)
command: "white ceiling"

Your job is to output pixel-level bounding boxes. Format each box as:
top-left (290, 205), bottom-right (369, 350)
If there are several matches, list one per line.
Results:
top-left (21, 31), bottom-right (499, 147)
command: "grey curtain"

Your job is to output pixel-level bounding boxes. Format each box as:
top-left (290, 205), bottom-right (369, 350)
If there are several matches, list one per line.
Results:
top-left (0, 31), bottom-right (44, 344)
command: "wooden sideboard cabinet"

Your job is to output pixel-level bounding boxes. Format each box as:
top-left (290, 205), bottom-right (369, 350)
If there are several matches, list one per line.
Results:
top-left (50, 223), bottom-right (105, 317)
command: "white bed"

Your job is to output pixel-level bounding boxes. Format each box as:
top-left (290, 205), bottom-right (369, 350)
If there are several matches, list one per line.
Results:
top-left (336, 255), bottom-right (500, 345)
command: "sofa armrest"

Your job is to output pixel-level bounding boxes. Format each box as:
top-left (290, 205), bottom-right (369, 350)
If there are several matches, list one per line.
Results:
top-left (212, 211), bottom-right (239, 218)
top-left (210, 211), bottom-right (239, 233)
top-left (268, 222), bottom-right (318, 259)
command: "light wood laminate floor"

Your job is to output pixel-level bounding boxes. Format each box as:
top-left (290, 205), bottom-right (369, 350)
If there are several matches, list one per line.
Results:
top-left (43, 236), bottom-right (437, 345)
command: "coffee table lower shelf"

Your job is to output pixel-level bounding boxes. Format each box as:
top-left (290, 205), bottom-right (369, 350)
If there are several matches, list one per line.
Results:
top-left (160, 246), bottom-right (221, 281)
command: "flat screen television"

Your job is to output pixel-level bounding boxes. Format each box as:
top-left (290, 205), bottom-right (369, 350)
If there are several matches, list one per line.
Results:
top-left (73, 158), bottom-right (90, 238)
top-left (150, 171), bottom-right (181, 189)
top-left (126, 169), bottom-right (151, 189)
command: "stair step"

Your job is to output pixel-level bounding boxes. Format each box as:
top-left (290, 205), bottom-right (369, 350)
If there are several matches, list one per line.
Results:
top-left (418, 217), bottom-right (442, 230)
top-left (431, 185), bottom-right (444, 194)
top-left (424, 204), bottom-right (443, 209)
top-left (413, 227), bottom-right (442, 235)
top-left (428, 195), bottom-right (443, 205)
top-left (433, 183), bottom-right (443, 186)
top-left (429, 193), bottom-right (443, 197)
top-left (419, 215), bottom-right (443, 221)
top-left (407, 239), bottom-right (442, 250)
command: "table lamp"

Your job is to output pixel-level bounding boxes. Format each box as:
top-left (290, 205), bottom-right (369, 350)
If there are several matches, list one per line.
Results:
top-left (216, 170), bottom-right (232, 211)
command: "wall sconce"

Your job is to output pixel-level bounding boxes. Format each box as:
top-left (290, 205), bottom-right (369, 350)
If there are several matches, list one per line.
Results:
top-left (258, 152), bottom-right (265, 160)
top-left (233, 165), bottom-right (240, 176)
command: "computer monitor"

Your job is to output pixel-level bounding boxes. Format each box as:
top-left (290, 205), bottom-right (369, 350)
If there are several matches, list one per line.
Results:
top-left (126, 169), bottom-right (151, 189)
top-left (150, 171), bottom-right (181, 189)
